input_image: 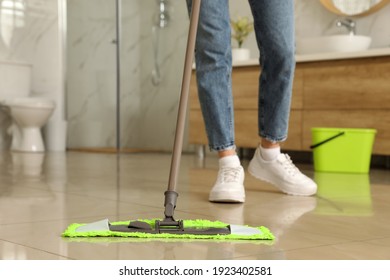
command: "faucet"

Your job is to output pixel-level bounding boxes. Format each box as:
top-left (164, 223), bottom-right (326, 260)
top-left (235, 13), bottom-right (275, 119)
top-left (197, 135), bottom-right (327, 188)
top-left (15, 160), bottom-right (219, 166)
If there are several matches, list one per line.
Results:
top-left (155, 0), bottom-right (170, 28)
top-left (336, 18), bottom-right (356, 36)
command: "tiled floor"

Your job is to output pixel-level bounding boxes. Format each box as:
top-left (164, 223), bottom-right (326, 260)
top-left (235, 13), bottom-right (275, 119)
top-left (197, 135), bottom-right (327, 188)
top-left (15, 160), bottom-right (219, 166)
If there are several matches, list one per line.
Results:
top-left (0, 151), bottom-right (389, 260)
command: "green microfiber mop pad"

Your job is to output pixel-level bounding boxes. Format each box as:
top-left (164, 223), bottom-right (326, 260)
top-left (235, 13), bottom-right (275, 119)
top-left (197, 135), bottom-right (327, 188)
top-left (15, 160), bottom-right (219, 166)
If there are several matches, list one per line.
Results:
top-left (62, 219), bottom-right (274, 240)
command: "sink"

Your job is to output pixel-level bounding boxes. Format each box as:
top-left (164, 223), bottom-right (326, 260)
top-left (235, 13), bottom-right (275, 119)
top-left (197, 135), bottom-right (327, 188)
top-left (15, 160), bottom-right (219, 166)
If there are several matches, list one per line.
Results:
top-left (296, 35), bottom-right (372, 55)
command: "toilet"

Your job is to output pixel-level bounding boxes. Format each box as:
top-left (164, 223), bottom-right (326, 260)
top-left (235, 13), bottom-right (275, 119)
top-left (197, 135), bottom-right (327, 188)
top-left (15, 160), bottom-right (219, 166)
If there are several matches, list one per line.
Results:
top-left (0, 60), bottom-right (56, 152)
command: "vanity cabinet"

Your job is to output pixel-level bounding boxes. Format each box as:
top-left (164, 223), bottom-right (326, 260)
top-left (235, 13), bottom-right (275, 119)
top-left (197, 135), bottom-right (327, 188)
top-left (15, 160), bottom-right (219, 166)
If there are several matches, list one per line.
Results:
top-left (189, 55), bottom-right (390, 155)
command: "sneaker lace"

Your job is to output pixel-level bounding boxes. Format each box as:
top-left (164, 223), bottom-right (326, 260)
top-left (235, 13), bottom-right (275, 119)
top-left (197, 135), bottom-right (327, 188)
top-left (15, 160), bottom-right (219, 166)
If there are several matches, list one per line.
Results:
top-left (219, 166), bottom-right (242, 183)
top-left (278, 154), bottom-right (301, 177)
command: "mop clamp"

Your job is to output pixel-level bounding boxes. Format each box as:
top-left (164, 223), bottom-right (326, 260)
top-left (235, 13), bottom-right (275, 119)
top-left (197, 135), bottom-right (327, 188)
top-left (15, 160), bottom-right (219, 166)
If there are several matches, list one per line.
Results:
top-left (163, 190), bottom-right (178, 219)
top-left (155, 219), bottom-right (184, 232)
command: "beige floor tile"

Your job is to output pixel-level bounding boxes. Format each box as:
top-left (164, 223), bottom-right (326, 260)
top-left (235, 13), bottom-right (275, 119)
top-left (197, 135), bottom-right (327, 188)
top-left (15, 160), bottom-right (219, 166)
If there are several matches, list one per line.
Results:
top-left (235, 237), bottom-right (390, 260)
top-left (269, 238), bottom-right (390, 260)
top-left (0, 188), bottom-right (165, 224)
top-left (0, 151), bottom-right (389, 260)
top-left (0, 240), bottom-right (68, 260)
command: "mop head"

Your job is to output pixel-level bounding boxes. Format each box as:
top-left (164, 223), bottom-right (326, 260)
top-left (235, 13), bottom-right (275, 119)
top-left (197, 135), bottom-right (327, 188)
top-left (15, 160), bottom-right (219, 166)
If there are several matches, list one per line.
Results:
top-left (62, 219), bottom-right (274, 240)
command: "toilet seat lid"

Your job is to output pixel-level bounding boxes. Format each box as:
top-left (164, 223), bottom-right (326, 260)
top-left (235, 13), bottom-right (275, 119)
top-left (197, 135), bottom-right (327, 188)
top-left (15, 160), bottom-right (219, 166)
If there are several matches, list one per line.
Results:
top-left (1, 98), bottom-right (56, 109)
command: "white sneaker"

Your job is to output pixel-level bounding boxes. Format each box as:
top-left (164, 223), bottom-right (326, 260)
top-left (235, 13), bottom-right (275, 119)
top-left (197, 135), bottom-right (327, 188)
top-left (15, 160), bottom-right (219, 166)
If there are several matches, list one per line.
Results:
top-left (209, 165), bottom-right (245, 203)
top-left (248, 148), bottom-right (317, 196)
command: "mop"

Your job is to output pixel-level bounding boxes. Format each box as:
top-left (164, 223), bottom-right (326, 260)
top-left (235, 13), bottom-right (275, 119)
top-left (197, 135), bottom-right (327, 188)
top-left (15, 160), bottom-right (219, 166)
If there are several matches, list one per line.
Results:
top-left (62, 0), bottom-right (274, 241)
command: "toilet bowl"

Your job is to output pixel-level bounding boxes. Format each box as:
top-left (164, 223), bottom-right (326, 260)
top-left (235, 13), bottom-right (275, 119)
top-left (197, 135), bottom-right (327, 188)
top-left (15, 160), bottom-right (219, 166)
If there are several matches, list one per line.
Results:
top-left (0, 60), bottom-right (56, 152)
top-left (1, 98), bottom-right (56, 152)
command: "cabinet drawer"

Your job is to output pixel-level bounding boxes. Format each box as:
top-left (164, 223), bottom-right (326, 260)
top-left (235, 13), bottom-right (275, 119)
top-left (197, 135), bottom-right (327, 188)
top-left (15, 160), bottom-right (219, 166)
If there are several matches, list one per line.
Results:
top-left (189, 109), bottom-right (207, 145)
top-left (302, 57), bottom-right (390, 109)
top-left (233, 66), bottom-right (303, 110)
top-left (189, 72), bottom-right (200, 110)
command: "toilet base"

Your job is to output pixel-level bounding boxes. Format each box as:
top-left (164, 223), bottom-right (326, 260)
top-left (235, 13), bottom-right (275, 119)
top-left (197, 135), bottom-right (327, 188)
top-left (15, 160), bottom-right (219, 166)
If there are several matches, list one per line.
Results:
top-left (12, 127), bottom-right (45, 153)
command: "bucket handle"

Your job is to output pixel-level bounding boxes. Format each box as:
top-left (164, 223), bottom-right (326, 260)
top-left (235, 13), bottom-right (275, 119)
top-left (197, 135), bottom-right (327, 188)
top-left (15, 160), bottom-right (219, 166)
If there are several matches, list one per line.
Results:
top-left (310, 131), bottom-right (345, 149)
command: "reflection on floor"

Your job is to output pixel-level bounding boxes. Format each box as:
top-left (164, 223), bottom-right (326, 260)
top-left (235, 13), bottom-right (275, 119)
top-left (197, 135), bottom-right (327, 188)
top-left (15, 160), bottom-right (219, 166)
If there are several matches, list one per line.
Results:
top-left (0, 151), bottom-right (389, 260)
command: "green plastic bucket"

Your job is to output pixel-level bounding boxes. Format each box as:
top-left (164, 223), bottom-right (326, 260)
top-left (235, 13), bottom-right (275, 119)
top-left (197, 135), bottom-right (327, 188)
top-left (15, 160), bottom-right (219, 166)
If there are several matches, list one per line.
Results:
top-left (311, 128), bottom-right (377, 173)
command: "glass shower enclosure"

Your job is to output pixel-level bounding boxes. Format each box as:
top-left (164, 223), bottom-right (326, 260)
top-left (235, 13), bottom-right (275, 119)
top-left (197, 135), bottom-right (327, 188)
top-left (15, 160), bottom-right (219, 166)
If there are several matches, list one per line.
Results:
top-left (66, 0), bottom-right (189, 152)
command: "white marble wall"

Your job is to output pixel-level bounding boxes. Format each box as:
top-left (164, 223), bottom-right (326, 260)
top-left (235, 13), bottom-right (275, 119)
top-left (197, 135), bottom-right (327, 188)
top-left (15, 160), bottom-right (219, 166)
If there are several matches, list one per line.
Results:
top-left (230, 0), bottom-right (390, 59)
top-left (294, 0), bottom-right (390, 48)
top-left (0, 0), bottom-right (65, 151)
top-left (65, 0), bottom-right (390, 151)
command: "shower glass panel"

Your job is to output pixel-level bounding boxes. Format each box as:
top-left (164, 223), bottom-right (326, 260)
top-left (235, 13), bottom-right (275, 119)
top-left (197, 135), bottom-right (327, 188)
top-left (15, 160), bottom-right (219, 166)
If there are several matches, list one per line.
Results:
top-left (66, 0), bottom-right (189, 152)
top-left (119, 0), bottom-right (189, 152)
top-left (66, 0), bottom-right (117, 151)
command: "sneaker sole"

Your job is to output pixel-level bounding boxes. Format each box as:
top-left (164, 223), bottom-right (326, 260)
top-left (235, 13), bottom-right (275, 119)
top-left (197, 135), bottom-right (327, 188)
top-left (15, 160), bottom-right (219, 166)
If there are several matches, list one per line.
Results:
top-left (209, 191), bottom-right (245, 203)
top-left (248, 159), bottom-right (316, 197)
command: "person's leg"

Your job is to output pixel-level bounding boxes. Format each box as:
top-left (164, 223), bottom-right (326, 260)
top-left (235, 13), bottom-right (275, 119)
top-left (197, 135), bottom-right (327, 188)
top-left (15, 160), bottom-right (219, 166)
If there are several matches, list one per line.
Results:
top-left (247, 0), bottom-right (317, 196)
top-left (186, 0), bottom-right (244, 202)
top-left (186, 0), bottom-right (235, 153)
top-left (248, 0), bottom-right (295, 145)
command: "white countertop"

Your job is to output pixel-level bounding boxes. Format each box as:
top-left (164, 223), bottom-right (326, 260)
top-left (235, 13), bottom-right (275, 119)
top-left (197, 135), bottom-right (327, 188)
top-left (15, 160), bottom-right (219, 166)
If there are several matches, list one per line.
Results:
top-left (232, 47), bottom-right (390, 67)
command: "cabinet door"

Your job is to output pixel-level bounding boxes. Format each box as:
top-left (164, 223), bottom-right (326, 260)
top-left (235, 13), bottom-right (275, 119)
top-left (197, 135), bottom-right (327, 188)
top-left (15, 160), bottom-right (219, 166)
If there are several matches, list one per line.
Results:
top-left (303, 57), bottom-right (390, 109)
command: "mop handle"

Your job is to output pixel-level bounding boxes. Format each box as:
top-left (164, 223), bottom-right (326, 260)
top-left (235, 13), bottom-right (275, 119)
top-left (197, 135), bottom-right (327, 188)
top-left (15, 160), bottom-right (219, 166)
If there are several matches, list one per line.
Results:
top-left (167, 0), bottom-right (201, 192)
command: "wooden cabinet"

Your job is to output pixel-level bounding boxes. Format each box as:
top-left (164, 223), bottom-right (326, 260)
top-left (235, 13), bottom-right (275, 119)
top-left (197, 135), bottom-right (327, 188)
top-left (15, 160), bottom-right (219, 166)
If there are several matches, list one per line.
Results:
top-left (189, 56), bottom-right (390, 155)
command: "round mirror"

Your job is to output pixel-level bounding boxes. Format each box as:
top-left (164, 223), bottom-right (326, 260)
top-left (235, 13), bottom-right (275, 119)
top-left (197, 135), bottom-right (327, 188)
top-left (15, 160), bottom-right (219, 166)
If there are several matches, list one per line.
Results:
top-left (320, 0), bottom-right (390, 17)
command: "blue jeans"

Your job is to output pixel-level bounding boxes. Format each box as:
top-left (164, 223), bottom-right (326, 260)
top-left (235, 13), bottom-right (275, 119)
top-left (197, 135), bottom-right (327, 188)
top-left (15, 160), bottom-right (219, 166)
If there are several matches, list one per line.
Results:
top-left (186, 0), bottom-right (296, 151)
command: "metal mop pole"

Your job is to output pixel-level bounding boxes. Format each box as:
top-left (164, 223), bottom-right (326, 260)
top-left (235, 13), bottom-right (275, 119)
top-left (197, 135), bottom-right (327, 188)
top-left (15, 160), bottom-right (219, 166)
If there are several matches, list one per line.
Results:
top-left (163, 0), bottom-right (201, 221)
